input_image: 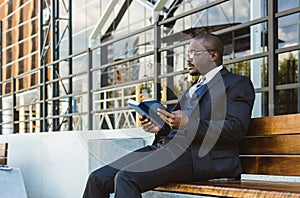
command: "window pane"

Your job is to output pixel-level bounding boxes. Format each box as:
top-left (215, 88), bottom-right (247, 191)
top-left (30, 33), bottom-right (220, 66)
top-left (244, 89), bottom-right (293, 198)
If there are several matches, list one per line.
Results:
top-left (278, 0), bottom-right (300, 12)
top-left (276, 88), bottom-right (300, 115)
top-left (253, 91), bottom-right (269, 118)
top-left (277, 51), bottom-right (299, 85)
top-left (161, 74), bottom-right (193, 105)
top-left (161, 45), bottom-right (187, 74)
top-left (278, 13), bottom-right (300, 49)
top-left (225, 57), bottom-right (268, 89)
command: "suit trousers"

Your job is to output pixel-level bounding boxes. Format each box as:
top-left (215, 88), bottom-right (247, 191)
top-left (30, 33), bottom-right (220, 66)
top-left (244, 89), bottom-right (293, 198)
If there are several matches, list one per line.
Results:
top-left (83, 139), bottom-right (195, 198)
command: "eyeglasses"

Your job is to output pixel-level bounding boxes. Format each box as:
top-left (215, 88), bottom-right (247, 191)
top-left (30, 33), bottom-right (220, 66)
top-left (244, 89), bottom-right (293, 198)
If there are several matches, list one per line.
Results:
top-left (187, 49), bottom-right (216, 59)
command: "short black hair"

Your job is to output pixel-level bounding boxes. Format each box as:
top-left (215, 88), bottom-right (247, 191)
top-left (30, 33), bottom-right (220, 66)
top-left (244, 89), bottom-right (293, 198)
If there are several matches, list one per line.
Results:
top-left (194, 33), bottom-right (224, 65)
top-left (194, 33), bottom-right (224, 56)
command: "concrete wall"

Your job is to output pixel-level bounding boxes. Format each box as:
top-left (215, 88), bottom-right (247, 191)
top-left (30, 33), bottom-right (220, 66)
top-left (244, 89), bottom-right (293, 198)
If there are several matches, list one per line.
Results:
top-left (0, 128), bottom-right (154, 198)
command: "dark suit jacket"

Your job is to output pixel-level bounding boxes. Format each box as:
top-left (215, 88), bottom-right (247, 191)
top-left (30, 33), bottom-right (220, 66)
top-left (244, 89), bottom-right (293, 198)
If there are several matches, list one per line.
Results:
top-left (154, 67), bottom-right (255, 180)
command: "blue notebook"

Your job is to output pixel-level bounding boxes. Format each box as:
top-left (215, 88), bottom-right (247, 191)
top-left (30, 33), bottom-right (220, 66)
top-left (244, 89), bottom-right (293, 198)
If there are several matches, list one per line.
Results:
top-left (127, 99), bottom-right (170, 130)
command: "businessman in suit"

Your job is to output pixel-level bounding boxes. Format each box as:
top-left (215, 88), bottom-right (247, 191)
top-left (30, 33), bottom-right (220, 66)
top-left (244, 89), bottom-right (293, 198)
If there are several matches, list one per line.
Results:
top-left (83, 33), bottom-right (255, 198)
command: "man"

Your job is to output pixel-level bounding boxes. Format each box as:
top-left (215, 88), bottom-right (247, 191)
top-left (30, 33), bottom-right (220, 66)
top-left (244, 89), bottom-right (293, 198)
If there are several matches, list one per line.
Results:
top-left (83, 33), bottom-right (255, 198)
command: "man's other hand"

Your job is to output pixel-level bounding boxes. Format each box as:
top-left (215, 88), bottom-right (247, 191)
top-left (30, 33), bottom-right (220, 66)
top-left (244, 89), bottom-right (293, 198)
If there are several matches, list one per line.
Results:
top-left (157, 109), bottom-right (189, 129)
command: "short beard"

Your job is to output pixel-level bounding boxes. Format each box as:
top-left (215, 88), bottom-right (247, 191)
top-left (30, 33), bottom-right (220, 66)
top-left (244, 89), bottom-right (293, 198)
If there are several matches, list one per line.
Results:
top-left (189, 70), bottom-right (200, 76)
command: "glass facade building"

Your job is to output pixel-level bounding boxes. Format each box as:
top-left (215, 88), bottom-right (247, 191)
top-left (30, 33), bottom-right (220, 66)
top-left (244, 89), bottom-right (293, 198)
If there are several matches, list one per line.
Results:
top-left (1, 0), bottom-right (300, 133)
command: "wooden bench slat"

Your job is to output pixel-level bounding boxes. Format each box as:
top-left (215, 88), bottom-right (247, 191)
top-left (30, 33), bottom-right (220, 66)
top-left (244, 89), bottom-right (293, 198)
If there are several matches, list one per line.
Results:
top-left (155, 180), bottom-right (300, 198)
top-left (240, 134), bottom-right (300, 155)
top-left (241, 156), bottom-right (300, 176)
top-left (247, 114), bottom-right (300, 136)
top-left (156, 114), bottom-right (300, 197)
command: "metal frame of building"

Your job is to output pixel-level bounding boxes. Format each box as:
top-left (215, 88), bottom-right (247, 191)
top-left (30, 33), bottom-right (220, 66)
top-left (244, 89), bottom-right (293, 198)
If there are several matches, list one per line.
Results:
top-left (39, 0), bottom-right (72, 132)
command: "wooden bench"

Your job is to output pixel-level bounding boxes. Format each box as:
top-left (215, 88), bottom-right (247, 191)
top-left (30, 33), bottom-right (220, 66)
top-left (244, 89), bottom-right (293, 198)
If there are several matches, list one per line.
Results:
top-left (155, 114), bottom-right (300, 197)
top-left (0, 143), bottom-right (8, 165)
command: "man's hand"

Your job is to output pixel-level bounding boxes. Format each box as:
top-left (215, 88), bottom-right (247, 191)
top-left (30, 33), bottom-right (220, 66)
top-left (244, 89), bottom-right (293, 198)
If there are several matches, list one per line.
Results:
top-left (140, 116), bottom-right (160, 133)
top-left (157, 109), bottom-right (189, 129)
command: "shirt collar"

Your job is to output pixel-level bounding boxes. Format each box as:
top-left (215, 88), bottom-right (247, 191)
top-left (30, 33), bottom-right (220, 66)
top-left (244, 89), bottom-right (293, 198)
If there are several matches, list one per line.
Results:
top-left (199, 65), bottom-right (223, 84)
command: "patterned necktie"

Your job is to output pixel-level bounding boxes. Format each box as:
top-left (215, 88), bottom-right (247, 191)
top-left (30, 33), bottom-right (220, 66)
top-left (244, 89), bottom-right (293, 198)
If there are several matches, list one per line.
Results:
top-left (189, 76), bottom-right (206, 97)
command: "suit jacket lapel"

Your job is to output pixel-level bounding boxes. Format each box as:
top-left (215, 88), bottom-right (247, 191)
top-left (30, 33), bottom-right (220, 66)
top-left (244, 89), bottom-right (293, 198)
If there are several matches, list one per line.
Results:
top-left (172, 67), bottom-right (229, 111)
top-left (207, 67), bottom-right (228, 89)
top-left (190, 67), bottom-right (228, 110)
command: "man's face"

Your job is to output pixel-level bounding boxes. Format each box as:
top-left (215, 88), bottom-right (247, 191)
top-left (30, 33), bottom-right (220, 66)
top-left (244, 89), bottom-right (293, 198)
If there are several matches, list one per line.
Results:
top-left (187, 39), bottom-right (212, 76)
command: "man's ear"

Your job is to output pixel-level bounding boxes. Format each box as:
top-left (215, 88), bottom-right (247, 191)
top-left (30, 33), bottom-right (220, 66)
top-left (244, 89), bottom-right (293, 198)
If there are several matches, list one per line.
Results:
top-left (209, 51), bottom-right (219, 61)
